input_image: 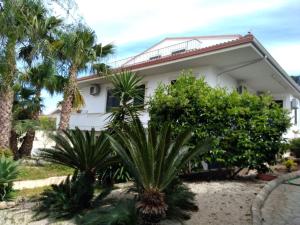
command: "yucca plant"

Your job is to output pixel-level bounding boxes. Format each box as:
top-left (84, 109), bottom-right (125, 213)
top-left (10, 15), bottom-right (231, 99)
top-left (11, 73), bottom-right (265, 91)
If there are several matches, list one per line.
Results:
top-left (109, 118), bottom-right (210, 225)
top-left (39, 127), bottom-right (114, 208)
top-left (0, 156), bottom-right (19, 201)
top-left (108, 71), bottom-right (145, 128)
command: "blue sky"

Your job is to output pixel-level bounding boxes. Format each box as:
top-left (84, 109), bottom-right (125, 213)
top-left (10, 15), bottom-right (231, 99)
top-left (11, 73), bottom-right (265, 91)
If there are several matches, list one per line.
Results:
top-left (43, 0), bottom-right (300, 114)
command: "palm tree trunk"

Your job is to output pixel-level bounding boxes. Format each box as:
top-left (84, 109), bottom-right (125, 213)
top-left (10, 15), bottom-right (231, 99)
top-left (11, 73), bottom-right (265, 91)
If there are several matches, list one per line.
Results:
top-left (18, 130), bottom-right (36, 158)
top-left (0, 39), bottom-right (16, 149)
top-left (0, 88), bottom-right (14, 149)
top-left (18, 90), bottom-right (41, 158)
top-left (9, 129), bottom-right (19, 159)
top-left (137, 189), bottom-right (168, 225)
top-left (58, 66), bottom-right (77, 130)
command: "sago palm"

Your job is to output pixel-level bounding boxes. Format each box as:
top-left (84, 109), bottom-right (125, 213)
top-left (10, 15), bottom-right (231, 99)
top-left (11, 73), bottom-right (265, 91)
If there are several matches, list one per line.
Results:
top-left (39, 127), bottom-right (113, 182)
top-left (56, 25), bottom-right (114, 130)
top-left (109, 118), bottom-right (210, 225)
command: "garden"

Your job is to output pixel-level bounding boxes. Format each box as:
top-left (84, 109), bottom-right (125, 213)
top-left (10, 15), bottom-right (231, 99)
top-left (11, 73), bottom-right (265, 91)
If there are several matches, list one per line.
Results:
top-left (1, 71), bottom-right (300, 225)
top-left (0, 1), bottom-right (300, 225)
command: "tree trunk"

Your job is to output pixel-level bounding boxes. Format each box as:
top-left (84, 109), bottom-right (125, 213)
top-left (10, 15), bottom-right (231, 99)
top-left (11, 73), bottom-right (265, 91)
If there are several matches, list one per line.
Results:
top-left (0, 88), bottom-right (14, 149)
top-left (9, 129), bottom-right (19, 159)
top-left (137, 189), bottom-right (168, 225)
top-left (58, 66), bottom-right (77, 130)
top-left (18, 130), bottom-right (36, 158)
top-left (18, 90), bottom-right (41, 158)
top-left (0, 39), bottom-right (16, 149)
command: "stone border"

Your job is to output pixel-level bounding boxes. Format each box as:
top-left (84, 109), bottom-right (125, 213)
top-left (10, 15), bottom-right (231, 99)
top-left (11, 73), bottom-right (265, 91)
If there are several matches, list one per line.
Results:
top-left (252, 170), bottom-right (300, 225)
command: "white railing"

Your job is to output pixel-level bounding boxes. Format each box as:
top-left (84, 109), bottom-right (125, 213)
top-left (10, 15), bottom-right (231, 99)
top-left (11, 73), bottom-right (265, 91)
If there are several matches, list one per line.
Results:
top-left (107, 39), bottom-right (202, 69)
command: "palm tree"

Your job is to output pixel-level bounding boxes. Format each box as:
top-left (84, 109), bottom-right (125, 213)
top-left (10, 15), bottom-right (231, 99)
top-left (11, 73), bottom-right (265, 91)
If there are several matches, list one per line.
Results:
top-left (56, 25), bottom-right (114, 130)
top-left (10, 86), bottom-right (40, 158)
top-left (109, 118), bottom-right (210, 225)
top-left (108, 71), bottom-right (145, 128)
top-left (17, 7), bottom-right (63, 156)
top-left (17, 64), bottom-right (65, 157)
top-left (0, 0), bottom-right (53, 148)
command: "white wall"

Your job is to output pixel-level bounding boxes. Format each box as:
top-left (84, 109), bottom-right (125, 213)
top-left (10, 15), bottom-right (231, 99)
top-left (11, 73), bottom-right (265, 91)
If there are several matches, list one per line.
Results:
top-left (72, 66), bottom-right (238, 130)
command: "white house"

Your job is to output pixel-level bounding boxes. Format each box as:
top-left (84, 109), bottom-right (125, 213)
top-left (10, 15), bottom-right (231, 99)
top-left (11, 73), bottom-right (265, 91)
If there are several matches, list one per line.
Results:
top-left (65, 33), bottom-right (300, 138)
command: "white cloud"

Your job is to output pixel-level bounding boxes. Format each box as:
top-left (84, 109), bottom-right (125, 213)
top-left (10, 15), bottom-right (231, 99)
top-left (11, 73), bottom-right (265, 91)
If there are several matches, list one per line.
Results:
top-left (75, 0), bottom-right (287, 45)
top-left (268, 43), bottom-right (300, 75)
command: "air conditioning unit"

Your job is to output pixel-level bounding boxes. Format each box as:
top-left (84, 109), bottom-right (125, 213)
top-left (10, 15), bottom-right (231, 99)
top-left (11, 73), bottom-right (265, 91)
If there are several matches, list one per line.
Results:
top-left (291, 98), bottom-right (299, 109)
top-left (89, 84), bottom-right (100, 96)
top-left (237, 85), bottom-right (247, 94)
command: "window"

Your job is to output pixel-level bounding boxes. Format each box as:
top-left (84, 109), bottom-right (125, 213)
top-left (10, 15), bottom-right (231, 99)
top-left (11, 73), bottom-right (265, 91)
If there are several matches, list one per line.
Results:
top-left (106, 85), bottom-right (146, 112)
top-left (274, 100), bottom-right (283, 108)
top-left (149, 55), bottom-right (161, 60)
top-left (171, 49), bottom-right (186, 55)
top-left (133, 84), bottom-right (146, 106)
top-left (106, 89), bottom-right (120, 112)
top-left (295, 109), bottom-right (298, 125)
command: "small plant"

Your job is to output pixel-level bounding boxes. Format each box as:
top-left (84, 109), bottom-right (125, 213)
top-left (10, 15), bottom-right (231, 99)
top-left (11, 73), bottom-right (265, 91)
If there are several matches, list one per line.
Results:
top-left (0, 148), bottom-right (14, 158)
top-left (283, 159), bottom-right (297, 172)
top-left (35, 171), bottom-right (110, 219)
top-left (77, 199), bottom-right (138, 225)
top-left (290, 138), bottom-right (300, 158)
top-left (165, 180), bottom-right (198, 222)
top-left (0, 156), bottom-right (19, 201)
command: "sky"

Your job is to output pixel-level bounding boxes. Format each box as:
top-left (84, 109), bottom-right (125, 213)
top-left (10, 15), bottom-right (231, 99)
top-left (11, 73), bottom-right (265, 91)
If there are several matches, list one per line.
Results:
top-left (43, 0), bottom-right (300, 114)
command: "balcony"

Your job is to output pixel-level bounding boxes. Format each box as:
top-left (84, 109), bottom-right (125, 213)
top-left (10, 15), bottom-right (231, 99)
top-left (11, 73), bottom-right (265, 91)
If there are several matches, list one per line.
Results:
top-left (108, 39), bottom-right (202, 69)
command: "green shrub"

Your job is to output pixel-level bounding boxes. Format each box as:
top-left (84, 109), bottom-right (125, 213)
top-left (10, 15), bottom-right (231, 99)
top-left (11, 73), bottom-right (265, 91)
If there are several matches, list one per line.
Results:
top-left (149, 71), bottom-right (291, 173)
top-left (77, 199), bottom-right (138, 225)
top-left (283, 159), bottom-right (297, 172)
top-left (0, 148), bottom-right (14, 158)
top-left (35, 172), bottom-right (95, 219)
top-left (0, 156), bottom-right (19, 201)
top-left (289, 138), bottom-right (300, 158)
top-left (165, 180), bottom-right (198, 222)
top-left (77, 181), bottom-right (198, 225)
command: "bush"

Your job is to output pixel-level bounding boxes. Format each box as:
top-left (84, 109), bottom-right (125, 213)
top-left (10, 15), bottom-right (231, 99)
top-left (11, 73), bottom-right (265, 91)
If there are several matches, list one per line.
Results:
top-left (77, 199), bottom-right (138, 225)
top-left (35, 172), bottom-right (96, 219)
top-left (0, 156), bottom-right (19, 201)
top-left (283, 159), bottom-right (297, 172)
top-left (149, 71), bottom-right (291, 173)
top-left (289, 138), bottom-right (300, 158)
top-left (165, 180), bottom-right (198, 222)
top-left (0, 148), bottom-right (14, 158)
top-left (77, 181), bottom-right (198, 225)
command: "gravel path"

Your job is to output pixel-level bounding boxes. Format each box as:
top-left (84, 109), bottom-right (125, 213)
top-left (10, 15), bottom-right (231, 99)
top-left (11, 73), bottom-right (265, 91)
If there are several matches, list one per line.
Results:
top-left (184, 181), bottom-right (264, 225)
top-left (0, 180), bottom-right (264, 225)
top-left (261, 179), bottom-right (300, 225)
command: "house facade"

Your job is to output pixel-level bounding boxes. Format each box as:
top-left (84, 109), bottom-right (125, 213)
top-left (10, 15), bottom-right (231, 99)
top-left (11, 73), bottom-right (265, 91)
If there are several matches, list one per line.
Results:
top-left (64, 33), bottom-right (300, 138)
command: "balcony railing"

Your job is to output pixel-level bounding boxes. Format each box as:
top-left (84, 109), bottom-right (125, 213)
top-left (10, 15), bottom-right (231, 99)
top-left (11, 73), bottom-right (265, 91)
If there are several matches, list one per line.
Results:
top-left (107, 39), bottom-right (202, 69)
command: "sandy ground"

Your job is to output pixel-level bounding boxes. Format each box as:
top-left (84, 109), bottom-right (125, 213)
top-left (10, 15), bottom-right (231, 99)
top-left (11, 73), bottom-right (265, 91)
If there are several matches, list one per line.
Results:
top-left (183, 181), bottom-right (265, 225)
top-left (0, 180), bottom-right (265, 225)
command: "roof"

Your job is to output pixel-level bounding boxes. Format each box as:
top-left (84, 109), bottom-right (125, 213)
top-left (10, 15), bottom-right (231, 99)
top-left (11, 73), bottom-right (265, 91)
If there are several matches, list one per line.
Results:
top-left (78, 34), bottom-right (253, 82)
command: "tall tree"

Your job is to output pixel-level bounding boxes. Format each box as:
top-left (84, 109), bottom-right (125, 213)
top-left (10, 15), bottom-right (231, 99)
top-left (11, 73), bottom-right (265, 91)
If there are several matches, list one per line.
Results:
top-left (56, 25), bottom-right (114, 130)
top-left (17, 11), bottom-right (64, 157)
top-left (0, 0), bottom-right (49, 148)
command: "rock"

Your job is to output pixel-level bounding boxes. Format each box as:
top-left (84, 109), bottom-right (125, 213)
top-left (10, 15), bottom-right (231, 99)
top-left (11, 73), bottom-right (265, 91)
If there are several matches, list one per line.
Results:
top-left (6, 202), bottom-right (16, 208)
top-left (0, 201), bottom-right (7, 209)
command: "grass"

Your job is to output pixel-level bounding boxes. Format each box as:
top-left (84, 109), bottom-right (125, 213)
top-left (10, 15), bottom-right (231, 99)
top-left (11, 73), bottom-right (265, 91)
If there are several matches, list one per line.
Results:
top-left (15, 186), bottom-right (50, 200)
top-left (17, 164), bottom-right (74, 181)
